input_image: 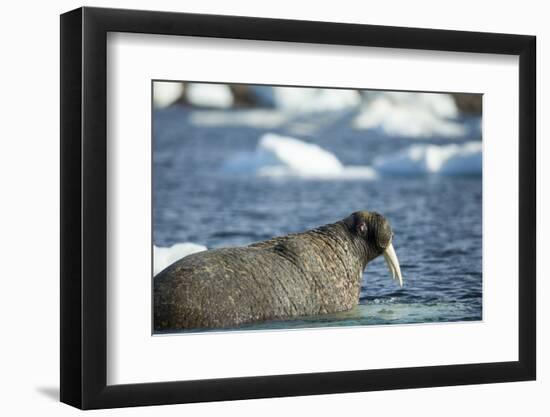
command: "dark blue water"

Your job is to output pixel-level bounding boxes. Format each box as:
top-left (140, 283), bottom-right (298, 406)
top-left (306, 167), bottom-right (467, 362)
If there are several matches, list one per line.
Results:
top-left (153, 107), bottom-right (482, 331)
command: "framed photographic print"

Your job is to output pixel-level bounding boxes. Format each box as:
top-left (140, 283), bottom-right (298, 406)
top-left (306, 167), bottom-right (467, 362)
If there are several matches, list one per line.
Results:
top-left (60, 6), bottom-right (536, 409)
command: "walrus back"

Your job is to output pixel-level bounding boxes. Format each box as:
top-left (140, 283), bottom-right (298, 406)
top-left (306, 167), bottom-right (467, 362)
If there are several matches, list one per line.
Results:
top-left (154, 223), bottom-right (365, 330)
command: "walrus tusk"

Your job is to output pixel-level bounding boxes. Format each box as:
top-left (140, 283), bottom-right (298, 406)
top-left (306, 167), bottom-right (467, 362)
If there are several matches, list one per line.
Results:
top-left (383, 243), bottom-right (403, 287)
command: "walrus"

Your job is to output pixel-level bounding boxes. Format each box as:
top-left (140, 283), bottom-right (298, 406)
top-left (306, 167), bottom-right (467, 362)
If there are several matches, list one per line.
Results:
top-left (154, 211), bottom-right (402, 331)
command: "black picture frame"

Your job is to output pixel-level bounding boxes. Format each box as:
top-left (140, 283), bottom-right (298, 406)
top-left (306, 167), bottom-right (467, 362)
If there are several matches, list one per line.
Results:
top-left (60, 6), bottom-right (536, 410)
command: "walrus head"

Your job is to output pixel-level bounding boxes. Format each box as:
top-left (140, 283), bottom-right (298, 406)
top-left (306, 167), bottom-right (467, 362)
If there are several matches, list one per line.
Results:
top-left (344, 211), bottom-right (403, 287)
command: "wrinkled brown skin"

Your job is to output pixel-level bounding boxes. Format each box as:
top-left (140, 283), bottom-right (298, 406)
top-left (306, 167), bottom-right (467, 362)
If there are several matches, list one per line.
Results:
top-left (154, 211), bottom-right (392, 331)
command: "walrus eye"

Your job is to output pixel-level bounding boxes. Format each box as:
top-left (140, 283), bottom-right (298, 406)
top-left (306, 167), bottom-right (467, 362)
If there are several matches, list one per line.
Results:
top-left (358, 222), bottom-right (367, 234)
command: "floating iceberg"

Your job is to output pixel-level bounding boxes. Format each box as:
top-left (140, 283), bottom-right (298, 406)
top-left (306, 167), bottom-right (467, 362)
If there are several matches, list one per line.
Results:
top-left (186, 83), bottom-right (233, 109)
top-left (153, 242), bottom-right (207, 276)
top-left (374, 142), bottom-right (482, 175)
top-left (353, 92), bottom-right (466, 138)
top-left (272, 87), bottom-right (361, 113)
top-left (222, 133), bottom-right (376, 180)
top-left (153, 82), bottom-right (184, 108)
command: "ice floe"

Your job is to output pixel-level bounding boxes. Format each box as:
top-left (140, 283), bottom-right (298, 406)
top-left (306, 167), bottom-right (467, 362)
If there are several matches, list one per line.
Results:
top-left (153, 242), bottom-right (207, 276)
top-left (353, 92), bottom-right (466, 138)
top-left (374, 141), bottom-right (482, 175)
top-left (153, 82), bottom-right (184, 108)
top-left (222, 133), bottom-right (481, 178)
top-left (186, 83), bottom-right (233, 109)
top-left (272, 87), bottom-right (361, 113)
top-left (221, 133), bottom-right (376, 180)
